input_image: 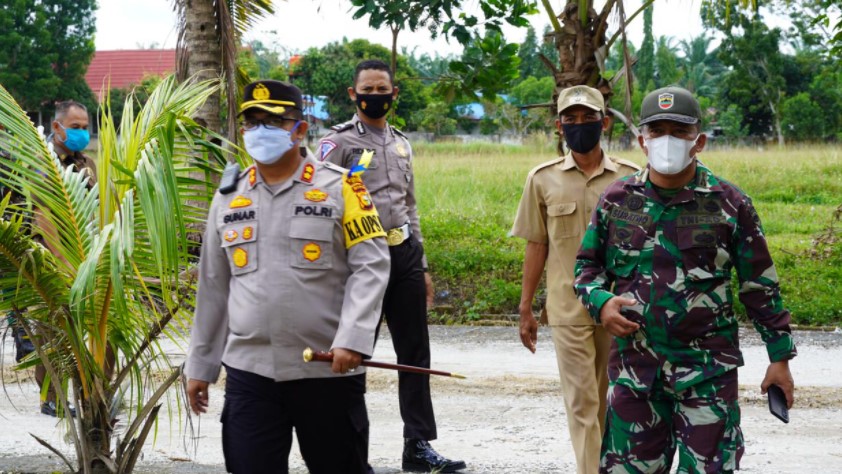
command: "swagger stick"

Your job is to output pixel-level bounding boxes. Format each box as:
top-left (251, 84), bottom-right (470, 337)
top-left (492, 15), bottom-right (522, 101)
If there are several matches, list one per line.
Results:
top-left (303, 348), bottom-right (466, 379)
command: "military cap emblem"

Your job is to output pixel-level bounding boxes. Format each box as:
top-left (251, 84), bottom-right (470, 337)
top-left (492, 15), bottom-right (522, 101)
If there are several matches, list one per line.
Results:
top-left (305, 189), bottom-right (328, 202)
top-left (243, 226), bottom-right (254, 240)
top-left (658, 93), bottom-right (674, 110)
top-left (253, 83), bottom-right (271, 101)
top-left (233, 248), bottom-right (248, 267)
top-left (303, 242), bottom-right (321, 262)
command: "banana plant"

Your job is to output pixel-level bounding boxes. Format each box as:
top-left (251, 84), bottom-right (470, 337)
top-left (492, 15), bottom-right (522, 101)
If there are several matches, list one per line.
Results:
top-left (0, 75), bottom-right (235, 473)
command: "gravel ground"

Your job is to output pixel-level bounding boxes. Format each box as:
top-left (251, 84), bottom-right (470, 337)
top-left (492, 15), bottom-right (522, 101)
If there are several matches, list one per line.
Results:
top-left (1, 325), bottom-right (841, 473)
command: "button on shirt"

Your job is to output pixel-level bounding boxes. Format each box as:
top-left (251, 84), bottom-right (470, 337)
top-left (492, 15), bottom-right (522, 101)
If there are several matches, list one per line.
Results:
top-left (511, 153), bottom-right (639, 325)
top-left (185, 153), bottom-right (390, 383)
top-left (318, 115), bottom-right (422, 249)
top-left (574, 164), bottom-right (797, 392)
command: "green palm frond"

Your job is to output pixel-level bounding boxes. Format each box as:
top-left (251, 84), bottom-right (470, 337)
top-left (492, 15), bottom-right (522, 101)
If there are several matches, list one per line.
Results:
top-left (2, 75), bottom-right (234, 471)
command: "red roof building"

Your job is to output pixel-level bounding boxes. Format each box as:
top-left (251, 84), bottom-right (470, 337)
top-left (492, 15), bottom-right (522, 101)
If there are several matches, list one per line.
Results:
top-left (85, 50), bottom-right (177, 97)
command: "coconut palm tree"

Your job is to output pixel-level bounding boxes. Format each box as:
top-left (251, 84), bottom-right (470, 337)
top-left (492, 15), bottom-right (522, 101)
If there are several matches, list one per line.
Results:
top-left (174, 0), bottom-right (274, 145)
top-left (0, 76), bottom-right (236, 474)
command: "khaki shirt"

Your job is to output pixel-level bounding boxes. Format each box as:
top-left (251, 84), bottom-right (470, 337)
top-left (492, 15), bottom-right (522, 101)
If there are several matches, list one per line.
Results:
top-left (318, 115), bottom-right (425, 265)
top-left (511, 153), bottom-right (639, 325)
top-left (185, 152), bottom-right (391, 383)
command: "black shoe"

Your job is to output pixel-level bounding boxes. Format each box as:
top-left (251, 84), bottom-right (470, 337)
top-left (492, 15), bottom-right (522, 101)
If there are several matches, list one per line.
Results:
top-left (402, 439), bottom-right (466, 473)
top-left (41, 401), bottom-right (77, 418)
top-left (13, 326), bottom-right (35, 363)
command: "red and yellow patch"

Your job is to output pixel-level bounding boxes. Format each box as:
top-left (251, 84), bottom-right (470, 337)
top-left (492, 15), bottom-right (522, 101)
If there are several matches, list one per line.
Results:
top-left (248, 167), bottom-right (257, 186)
top-left (232, 248), bottom-right (248, 267)
top-left (300, 163), bottom-right (315, 183)
top-left (346, 175), bottom-right (374, 211)
top-left (304, 189), bottom-right (328, 202)
top-left (342, 175), bottom-right (386, 248)
top-left (242, 226), bottom-right (254, 240)
top-left (229, 195), bottom-right (253, 209)
top-left (224, 229), bottom-right (238, 242)
top-left (302, 242), bottom-right (321, 262)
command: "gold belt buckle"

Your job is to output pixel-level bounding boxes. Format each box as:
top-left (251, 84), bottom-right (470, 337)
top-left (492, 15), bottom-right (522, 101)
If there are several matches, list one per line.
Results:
top-left (386, 228), bottom-right (404, 246)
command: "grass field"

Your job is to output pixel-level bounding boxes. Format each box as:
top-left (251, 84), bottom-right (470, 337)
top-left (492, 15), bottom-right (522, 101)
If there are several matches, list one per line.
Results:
top-left (412, 142), bottom-right (842, 326)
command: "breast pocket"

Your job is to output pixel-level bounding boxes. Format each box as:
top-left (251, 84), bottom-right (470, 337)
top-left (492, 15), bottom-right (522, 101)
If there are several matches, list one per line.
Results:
top-left (547, 202), bottom-right (578, 238)
top-left (677, 225), bottom-right (731, 282)
top-left (220, 223), bottom-right (258, 276)
top-left (606, 223), bottom-right (647, 278)
top-left (290, 217), bottom-right (335, 270)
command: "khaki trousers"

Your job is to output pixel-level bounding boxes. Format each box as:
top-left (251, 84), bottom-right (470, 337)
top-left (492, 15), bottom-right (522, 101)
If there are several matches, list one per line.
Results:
top-left (550, 324), bottom-right (611, 474)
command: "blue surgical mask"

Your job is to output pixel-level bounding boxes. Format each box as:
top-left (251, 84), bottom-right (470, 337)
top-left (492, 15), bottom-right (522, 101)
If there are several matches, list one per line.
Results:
top-left (243, 122), bottom-right (300, 165)
top-left (58, 123), bottom-right (90, 152)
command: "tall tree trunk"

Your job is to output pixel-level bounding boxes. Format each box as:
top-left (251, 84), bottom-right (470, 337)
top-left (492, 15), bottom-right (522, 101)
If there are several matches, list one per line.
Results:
top-left (179, 0), bottom-right (222, 133)
top-left (176, 0), bottom-right (223, 241)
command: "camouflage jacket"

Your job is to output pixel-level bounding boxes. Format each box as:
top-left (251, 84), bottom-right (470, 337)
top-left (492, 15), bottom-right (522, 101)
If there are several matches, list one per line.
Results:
top-left (574, 164), bottom-right (796, 392)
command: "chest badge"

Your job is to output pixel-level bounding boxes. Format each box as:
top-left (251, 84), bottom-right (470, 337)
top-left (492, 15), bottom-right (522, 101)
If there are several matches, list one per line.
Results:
top-left (230, 195), bottom-right (253, 209)
top-left (305, 189), bottom-right (328, 202)
top-left (224, 229), bottom-right (238, 242)
top-left (395, 142), bottom-right (408, 157)
top-left (242, 226), bottom-right (254, 240)
top-left (302, 242), bottom-right (321, 262)
top-left (232, 248), bottom-right (248, 267)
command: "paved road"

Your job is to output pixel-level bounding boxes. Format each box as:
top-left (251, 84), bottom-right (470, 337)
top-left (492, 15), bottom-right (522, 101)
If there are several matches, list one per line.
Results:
top-left (1, 326), bottom-right (840, 473)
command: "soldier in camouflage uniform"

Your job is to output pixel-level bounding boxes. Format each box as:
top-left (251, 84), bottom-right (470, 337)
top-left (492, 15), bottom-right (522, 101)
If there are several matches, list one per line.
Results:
top-left (574, 87), bottom-right (796, 474)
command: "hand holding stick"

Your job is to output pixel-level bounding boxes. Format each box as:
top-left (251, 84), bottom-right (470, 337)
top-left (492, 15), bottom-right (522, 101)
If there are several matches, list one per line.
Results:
top-left (303, 348), bottom-right (466, 379)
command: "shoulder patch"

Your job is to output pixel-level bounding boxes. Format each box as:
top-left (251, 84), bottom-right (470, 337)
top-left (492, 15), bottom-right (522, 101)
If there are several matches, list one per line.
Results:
top-left (341, 176), bottom-right (385, 248)
top-left (318, 139), bottom-right (337, 161)
top-left (331, 122), bottom-right (354, 133)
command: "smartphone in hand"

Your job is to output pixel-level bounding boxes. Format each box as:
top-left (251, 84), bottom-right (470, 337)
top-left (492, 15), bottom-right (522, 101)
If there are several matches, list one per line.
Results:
top-left (767, 384), bottom-right (789, 424)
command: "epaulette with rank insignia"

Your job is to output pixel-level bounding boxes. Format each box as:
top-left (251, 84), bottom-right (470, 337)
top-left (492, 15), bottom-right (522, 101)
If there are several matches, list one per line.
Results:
top-left (331, 122), bottom-right (354, 133)
top-left (391, 126), bottom-right (408, 139)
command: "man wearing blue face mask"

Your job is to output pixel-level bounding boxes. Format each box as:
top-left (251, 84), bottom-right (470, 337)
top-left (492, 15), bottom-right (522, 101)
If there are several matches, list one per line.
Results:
top-left (49, 100), bottom-right (96, 183)
top-left (512, 85), bottom-right (639, 474)
top-left (185, 80), bottom-right (391, 473)
top-left (22, 100), bottom-right (97, 417)
top-left (574, 86), bottom-right (795, 473)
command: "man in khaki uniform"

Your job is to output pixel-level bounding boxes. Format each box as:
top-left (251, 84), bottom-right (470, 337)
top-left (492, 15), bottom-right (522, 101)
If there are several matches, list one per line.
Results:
top-left (185, 80), bottom-right (390, 474)
top-left (512, 85), bottom-right (639, 474)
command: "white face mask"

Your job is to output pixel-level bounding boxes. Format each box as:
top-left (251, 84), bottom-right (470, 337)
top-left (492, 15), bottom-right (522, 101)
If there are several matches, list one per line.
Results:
top-left (645, 135), bottom-right (697, 175)
top-left (243, 122), bottom-right (300, 165)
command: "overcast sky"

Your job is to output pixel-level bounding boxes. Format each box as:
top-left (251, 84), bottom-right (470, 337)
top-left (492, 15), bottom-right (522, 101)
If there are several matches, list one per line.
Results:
top-left (96, 0), bottom-right (713, 56)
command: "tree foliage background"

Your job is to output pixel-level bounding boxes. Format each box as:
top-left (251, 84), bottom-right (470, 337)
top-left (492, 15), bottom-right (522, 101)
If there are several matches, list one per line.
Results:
top-left (0, 0), bottom-right (97, 116)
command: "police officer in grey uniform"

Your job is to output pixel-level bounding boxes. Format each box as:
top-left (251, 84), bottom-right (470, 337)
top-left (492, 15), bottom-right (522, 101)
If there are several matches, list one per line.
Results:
top-left (185, 80), bottom-right (390, 474)
top-left (318, 59), bottom-right (466, 473)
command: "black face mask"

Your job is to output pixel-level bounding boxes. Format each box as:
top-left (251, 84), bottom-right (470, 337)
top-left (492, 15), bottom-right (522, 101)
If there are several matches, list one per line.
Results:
top-left (355, 93), bottom-right (394, 119)
top-left (561, 121), bottom-right (603, 153)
